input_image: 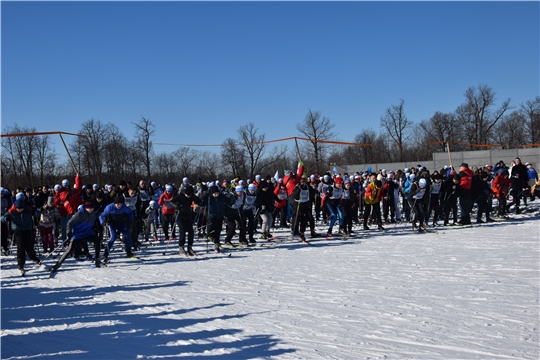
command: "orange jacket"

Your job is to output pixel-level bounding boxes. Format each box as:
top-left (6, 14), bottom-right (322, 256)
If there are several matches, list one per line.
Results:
top-left (492, 173), bottom-right (511, 197)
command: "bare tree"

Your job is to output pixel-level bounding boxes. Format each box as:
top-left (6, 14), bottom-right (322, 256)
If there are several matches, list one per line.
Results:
top-left (380, 99), bottom-right (412, 162)
top-left (351, 129), bottom-right (379, 164)
top-left (455, 84), bottom-right (511, 149)
top-left (152, 152), bottom-right (176, 184)
top-left (102, 129), bottom-right (129, 183)
top-left (172, 146), bottom-right (198, 178)
top-left (492, 111), bottom-right (527, 149)
top-left (34, 135), bottom-right (57, 186)
top-left (132, 116), bottom-right (156, 180)
top-left (418, 111), bottom-right (464, 153)
top-left (196, 151), bottom-right (222, 180)
top-left (296, 109), bottom-right (337, 173)
top-left (221, 138), bottom-right (247, 179)
top-left (520, 96), bottom-right (540, 145)
top-left (237, 122), bottom-right (267, 180)
top-left (1, 125), bottom-right (40, 188)
top-left (72, 119), bottom-right (111, 184)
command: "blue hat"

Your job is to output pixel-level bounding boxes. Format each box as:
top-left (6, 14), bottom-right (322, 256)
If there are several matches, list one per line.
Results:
top-left (15, 199), bottom-right (25, 209)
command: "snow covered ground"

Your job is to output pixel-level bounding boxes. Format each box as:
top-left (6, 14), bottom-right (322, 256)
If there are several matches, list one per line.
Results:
top-left (2, 205), bottom-right (539, 360)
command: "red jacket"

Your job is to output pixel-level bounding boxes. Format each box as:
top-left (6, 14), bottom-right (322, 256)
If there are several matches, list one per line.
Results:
top-left (274, 186), bottom-right (288, 208)
top-left (492, 173), bottom-right (511, 197)
top-left (158, 191), bottom-right (175, 215)
top-left (55, 175), bottom-right (82, 216)
top-left (459, 168), bottom-right (473, 190)
top-left (283, 161), bottom-right (304, 195)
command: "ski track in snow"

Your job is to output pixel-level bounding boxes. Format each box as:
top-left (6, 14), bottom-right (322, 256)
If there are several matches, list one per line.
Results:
top-left (1, 207), bottom-right (539, 359)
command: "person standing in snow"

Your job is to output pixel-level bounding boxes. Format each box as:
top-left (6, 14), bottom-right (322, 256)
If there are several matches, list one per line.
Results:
top-left (291, 174), bottom-right (315, 241)
top-left (124, 186), bottom-right (142, 251)
top-left (38, 196), bottom-right (60, 253)
top-left (99, 196), bottom-right (136, 260)
top-left (363, 176), bottom-right (384, 231)
top-left (509, 157), bottom-right (530, 212)
top-left (457, 163), bottom-right (473, 225)
top-left (49, 201), bottom-right (102, 273)
top-left (1, 198), bottom-right (42, 275)
top-left (427, 173), bottom-right (443, 226)
top-left (199, 185), bottom-right (234, 253)
top-left (340, 179), bottom-right (357, 236)
top-left (492, 170), bottom-right (511, 218)
top-left (525, 163), bottom-right (538, 201)
top-left (158, 184), bottom-right (176, 241)
top-left (409, 177), bottom-right (429, 231)
top-left (323, 175), bottom-right (345, 237)
top-left (170, 185), bottom-right (201, 256)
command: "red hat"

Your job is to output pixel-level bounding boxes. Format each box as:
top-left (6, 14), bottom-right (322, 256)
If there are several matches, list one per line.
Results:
top-left (84, 201), bottom-right (95, 208)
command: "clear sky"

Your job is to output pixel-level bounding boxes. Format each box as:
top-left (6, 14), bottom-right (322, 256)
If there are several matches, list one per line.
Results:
top-left (2, 1), bottom-right (539, 158)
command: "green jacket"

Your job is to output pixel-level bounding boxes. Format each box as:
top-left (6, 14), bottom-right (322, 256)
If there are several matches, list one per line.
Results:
top-left (1, 204), bottom-right (35, 231)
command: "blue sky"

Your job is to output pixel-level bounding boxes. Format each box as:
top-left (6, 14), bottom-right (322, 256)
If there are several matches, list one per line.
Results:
top-left (2, 1), bottom-right (539, 157)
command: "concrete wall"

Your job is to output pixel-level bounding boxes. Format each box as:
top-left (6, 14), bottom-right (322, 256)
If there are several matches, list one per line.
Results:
top-left (341, 148), bottom-right (540, 174)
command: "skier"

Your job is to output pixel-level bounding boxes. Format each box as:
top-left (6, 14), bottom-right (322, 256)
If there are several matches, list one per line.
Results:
top-left (492, 170), bottom-right (511, 218)
top-left (340, 179), bottom-right (357, 236)
top-left (427, 173), bottom-right (443, 226)
top-left (409, 178), bottom-right (429, 231)
top-left (291, 174), bottom-right (315, 241)
top-left (158, 184), bottom-right (176, 241)
top-left (223, 186), bottom-right (248, 249)
top-left (144, 200), bottom-right (159, 242)
top-left (457, 163), bottom-right (473, 225)
top-left (323, 175), bottom-right (345, 237)
top-left (242, 184), bottom-right (260, 244)
top-left (124, 186), bottom-right (142, 251)
top-left (99, 196), bottom-right (136, 260)
top-left (440, 172), bottom-right (460, 226)
top-left (257, 180), bottom-right (279, 239)
top-left (170, 185), bottom-right (201, 256)
top-left (1, 187), bottom-right (12, 254)
top-left (273, 181), bottom-right (289, 228)
top-left (1, 198), bottom-right (42, 275)
top-left (199, 185), bottom-right (233, 254)
top-left (382, 173), bottom-right (398, 224)
top-left (38, 196), bottom-right (60, 253)
top-left (49, 201), bottom-right (102, 273)
top-left (54, 175), bottom-right (83, 242)
top-left (363, 177), bottom-right (384, 231)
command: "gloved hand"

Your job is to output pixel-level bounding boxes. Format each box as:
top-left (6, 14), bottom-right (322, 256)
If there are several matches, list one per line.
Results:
top-left (67, 232), bottom-right (73, 240)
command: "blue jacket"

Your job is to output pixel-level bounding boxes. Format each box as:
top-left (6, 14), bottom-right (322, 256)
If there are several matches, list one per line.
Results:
top-left (404, 178), bottom-right (414, 200)
top-left (99, 203), bottom-right (134, 225)
top-left (527, 167), bottom-right (538, 181)
top-left (200, 191), bottom-right (234, 219)
top-left (68, 207), bottom-right (98, 240)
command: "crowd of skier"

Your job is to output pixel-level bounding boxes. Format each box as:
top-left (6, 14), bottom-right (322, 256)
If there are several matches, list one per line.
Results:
top-left (1, 156), bottom-right (539, 276)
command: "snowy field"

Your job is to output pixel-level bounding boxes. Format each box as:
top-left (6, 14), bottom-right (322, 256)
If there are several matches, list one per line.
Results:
top-left (2, 205), bottom-right (539, 360)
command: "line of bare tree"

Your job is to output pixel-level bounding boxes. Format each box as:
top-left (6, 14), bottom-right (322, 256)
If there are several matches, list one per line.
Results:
top-left (2, 85), bottom-right (539, 191)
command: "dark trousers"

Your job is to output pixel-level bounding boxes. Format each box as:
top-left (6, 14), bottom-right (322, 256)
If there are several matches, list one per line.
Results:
top-left (206, 216), bottom-right (224, 245)
top-left (459, 196), bottom-right (471, 224)
top-left (382, 198), bottom-right (396, 222)
top-left (411, 200), bottom-right (425, 227)
top-left (176, 217), bottom-right (195, 248)
top-left (342, 203), bottom-right (354, 233)
top-left (53, 235), bottom-right (100, 270)
top-left (1, 221), bottom-right (9, 251)
top-left (476, 198), bottom-right (490, 221)
top-left (14, 229), bottom-right (40, 270)
top-left (162, 213), bottom-right (176, 240)
top-left (497, 195), bottom-right (507, 216)
top-left (443, 200), bottom-right (458, 224)
top-left (363, 203), bottom-right (381, 226)
top-left (225, 213), bottom-right (246, 243)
